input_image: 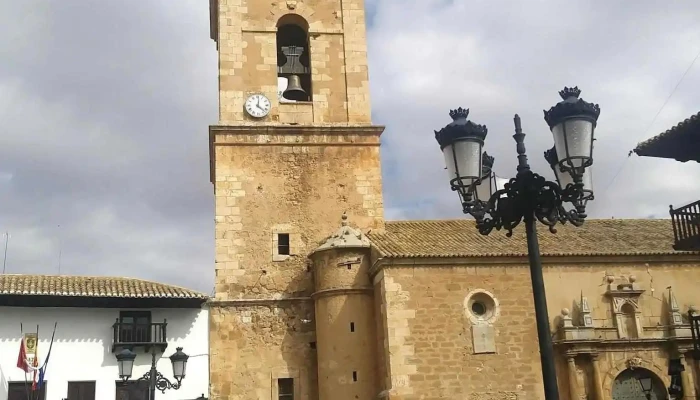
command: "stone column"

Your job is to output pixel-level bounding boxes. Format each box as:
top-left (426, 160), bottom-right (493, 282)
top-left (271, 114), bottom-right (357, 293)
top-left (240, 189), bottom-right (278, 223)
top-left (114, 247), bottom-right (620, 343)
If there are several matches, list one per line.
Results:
top-left (590, 353), bottom-right (604, 400)
top-left (566, 354), bottom-right (579, 400)
top-left (680, 352), bottom-right (695, 399)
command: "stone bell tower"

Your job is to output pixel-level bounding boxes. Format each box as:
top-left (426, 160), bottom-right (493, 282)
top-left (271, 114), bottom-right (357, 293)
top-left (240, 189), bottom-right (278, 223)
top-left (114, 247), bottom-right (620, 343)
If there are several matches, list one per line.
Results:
top-left (206, 0), bottom-right (384, 398)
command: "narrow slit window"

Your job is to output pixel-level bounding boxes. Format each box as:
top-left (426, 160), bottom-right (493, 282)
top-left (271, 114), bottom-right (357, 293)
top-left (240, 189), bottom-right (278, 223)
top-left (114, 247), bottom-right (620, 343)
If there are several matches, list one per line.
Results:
top-left (350, 322), bottom-right (355, 332)
top-left (352, 371), bottom-right (358, 382)
top-left (277, 233), bottom-right (290, 255)
top-left (278, 378), bottom-right (294, 400)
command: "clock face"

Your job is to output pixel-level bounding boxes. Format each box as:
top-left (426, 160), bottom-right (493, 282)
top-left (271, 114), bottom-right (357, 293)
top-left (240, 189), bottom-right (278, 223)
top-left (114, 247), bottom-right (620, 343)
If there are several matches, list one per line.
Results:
top-left (245, 94), bottom-right (271, 118)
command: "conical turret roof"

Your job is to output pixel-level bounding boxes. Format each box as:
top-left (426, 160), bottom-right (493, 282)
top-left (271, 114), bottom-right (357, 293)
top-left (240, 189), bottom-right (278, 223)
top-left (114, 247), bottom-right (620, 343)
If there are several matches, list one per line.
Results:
top-left (311, 212), bottom-right (371, 254)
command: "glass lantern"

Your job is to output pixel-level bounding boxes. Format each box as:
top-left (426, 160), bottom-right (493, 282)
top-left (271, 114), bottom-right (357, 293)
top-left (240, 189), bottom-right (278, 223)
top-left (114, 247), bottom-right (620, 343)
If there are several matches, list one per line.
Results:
top-left (169, 347), bottom-right (189, 383)
top-left (545, 146), bottom-right (593, 200)
top-left (543, 87), bottom-right (600, 177)
top-left (435, 108), bottom-right (489, 199)
top-left (115, 348), bottom-right (136, 381)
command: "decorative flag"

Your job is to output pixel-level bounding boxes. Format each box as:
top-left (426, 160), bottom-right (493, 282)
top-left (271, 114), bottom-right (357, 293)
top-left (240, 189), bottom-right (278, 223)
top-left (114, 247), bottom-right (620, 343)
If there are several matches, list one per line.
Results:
top-left (36, 366), bottom-right (46, 390)
top-left (16, 337), bottom-right (29, 372)
top-left (31, 339), bottom-right (39, 391)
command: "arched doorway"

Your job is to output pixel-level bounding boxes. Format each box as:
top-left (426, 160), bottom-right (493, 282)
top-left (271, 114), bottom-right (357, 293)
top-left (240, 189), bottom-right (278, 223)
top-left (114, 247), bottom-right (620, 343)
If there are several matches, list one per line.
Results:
top-left (612, 368), bottom-right (667, 400)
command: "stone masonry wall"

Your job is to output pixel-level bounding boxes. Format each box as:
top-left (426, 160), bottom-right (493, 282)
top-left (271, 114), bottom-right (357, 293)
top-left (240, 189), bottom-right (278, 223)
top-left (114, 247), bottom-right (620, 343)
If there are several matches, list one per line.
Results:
top-left (376, 257), bottom-right (700, 400)
top-left (209, 302), bottom-right (318, 400)
top-left (212, 128), bottom-right (384, 301)
top-left (216, 0), bottom-right (372, 124)
top-left (379, 265), bottom-right (541, 400)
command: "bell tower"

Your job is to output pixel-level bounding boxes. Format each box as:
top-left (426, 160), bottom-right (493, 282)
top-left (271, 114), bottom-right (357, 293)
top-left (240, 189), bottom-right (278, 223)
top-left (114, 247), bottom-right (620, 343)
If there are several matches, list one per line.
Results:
top-left (207, 0), bottom-right (384, 399)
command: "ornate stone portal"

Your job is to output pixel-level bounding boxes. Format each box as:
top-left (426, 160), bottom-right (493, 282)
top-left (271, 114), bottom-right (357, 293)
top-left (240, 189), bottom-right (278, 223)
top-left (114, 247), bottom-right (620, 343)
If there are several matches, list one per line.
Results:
top-left (555, 274), bottom-right (699, 400)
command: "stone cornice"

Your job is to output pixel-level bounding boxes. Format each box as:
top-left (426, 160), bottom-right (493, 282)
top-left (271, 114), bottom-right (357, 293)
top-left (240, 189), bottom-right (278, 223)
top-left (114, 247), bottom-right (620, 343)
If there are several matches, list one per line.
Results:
top-left (369, 254), bottom-right (700, 279)
top-left (554, 336), bottom-right (697, 355)
top-left (207, 297), bottom-right (312, 307)
top-left (311, 287), bottom-right (373, 300)
top-left (210, 124), bottom-right (385, 137)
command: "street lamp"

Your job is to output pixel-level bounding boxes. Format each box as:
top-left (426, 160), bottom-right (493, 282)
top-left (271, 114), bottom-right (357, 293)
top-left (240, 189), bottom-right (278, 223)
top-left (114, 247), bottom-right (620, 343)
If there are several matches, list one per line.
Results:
top-left (638, 376), bottom-right (653, 400)
top-left (116, 346), bottom-right (189, 399)
top-left (434, 86), bottom-right (601, 400)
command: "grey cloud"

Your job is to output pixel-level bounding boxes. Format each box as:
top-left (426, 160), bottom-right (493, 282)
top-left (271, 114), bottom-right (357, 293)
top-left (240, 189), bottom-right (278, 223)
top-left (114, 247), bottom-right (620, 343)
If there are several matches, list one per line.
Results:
top-left (1, 0), bottom-right (699, 292)
top-left (0, 0), bottom-right (217, 292)
top-left (367, 0), bottom-right (700, 220)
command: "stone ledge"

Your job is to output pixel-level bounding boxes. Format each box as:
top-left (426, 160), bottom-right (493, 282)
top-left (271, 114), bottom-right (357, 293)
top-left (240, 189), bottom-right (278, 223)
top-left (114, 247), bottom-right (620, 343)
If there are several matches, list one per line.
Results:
top-left (368, 254), bottom-right (700, 279)
top-left (311, 287), bottom-right (373, 300)
top-left (208, 297), bottom-right (313, 307)
top-left (210, 123), bottom-right (385, 136)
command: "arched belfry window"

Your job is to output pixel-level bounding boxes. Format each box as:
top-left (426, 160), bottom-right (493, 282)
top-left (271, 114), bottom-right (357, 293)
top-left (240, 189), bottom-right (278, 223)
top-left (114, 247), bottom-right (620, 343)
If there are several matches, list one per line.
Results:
top-left (276, 15), bottom-right (312, 102)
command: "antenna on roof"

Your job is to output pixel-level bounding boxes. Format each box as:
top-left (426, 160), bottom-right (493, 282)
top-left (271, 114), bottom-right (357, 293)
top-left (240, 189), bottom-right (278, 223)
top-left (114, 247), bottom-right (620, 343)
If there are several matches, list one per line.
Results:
top-left (57, 225), bottom-right (62, 275)
top-left (2, 232), bottom-right (9, 274)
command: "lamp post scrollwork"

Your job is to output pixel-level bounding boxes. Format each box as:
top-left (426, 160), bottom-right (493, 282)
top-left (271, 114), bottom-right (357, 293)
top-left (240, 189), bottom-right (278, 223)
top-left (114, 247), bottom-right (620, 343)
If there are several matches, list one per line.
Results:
top-left (115, 346), bottom-right (189, 399)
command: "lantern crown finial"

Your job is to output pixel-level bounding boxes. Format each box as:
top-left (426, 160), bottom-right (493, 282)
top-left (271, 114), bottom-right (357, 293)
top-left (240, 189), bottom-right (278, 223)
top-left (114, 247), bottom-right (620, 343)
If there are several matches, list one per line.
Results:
top-left (544, 147), bottom-right (558, 167)
top-left (558, 86), bottom-right (581, 100)
top-left (482, 151), bottom-right (495, 171)
top-left (434, 107), bottom-right (488, 149)
top-left (543, 86), bottom-right (601, 129)
top-left (449, 107), bottom-right (470, 120)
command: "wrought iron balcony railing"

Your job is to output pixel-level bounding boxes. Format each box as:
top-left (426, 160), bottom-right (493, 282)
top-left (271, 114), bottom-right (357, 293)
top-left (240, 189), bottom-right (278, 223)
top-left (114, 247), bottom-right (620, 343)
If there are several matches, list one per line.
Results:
top-left (690, 311), bottom-right (700, 357)
top-left (112, 319), bottom-right (168, 352)
top-left (670, 200), bottom-right (700, 251)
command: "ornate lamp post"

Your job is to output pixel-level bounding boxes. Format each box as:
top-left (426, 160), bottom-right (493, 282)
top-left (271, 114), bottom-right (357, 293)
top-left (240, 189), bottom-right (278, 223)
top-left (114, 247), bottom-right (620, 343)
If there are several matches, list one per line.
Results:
top-left (434, 87), bottom-right (601, 400)
top-left (116, 346), bottom-right (189, 400)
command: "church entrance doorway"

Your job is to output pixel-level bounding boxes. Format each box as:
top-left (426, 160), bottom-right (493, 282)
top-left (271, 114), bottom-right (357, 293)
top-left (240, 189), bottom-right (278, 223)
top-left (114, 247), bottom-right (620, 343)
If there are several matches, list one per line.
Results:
top-left (612, 368), bottom-right (667, 400)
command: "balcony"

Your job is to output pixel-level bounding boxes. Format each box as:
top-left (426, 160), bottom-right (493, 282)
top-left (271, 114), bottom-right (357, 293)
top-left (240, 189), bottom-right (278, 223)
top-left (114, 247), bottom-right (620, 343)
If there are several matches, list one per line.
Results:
top-left (670, 200), bottom-right (700, 251)
top-left (112, 319), bottom-right (168, 352)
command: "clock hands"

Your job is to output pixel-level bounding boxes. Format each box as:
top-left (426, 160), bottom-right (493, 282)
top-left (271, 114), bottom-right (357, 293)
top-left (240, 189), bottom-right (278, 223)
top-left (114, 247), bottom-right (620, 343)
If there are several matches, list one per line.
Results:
top-left (245, 94), bottom-right (270, 118)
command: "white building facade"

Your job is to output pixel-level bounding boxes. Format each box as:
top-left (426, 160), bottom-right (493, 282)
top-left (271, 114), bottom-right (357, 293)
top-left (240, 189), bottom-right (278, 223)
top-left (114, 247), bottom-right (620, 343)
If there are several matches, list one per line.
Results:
top-left (0, 274), bottom-right (209, 400)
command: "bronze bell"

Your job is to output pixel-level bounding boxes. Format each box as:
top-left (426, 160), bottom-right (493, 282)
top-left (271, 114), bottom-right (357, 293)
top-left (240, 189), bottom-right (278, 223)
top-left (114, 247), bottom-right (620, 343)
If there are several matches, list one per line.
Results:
top-left (283, 74), bottom-right (308, 101)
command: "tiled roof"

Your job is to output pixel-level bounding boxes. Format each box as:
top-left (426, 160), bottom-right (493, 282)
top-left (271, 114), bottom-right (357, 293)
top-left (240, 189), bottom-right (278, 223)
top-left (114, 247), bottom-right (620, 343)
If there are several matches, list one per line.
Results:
top-left (634, 110), bottom-right (700, 162)
top-left (0, 274), bottom-right (208, 299)
top-left (367, 219), bottom-right (699, 258)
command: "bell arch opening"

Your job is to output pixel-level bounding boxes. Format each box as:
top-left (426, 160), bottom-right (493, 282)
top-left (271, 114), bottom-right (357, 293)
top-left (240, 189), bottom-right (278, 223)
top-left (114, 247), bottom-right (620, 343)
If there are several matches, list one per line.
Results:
top-left (612, 368), bottom-right (667, 400)
top-left (276, 14), bottom-right (312, 102)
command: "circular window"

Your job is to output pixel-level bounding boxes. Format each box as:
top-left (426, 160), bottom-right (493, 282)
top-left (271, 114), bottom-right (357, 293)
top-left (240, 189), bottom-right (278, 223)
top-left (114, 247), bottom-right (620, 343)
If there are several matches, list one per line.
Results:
top-left (464, 289), bottom-right (499, 323)
top-left (471, 301), bottom-right (487, 316)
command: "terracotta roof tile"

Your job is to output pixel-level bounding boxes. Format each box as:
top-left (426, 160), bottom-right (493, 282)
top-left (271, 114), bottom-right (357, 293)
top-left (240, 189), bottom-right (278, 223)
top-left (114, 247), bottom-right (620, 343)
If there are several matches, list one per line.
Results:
top-left (367, 219), bottom-right (699, 258)
top-left (634, 110), bottom-right (700, 162)
top-left (0, 274), bottom-right (208, 299)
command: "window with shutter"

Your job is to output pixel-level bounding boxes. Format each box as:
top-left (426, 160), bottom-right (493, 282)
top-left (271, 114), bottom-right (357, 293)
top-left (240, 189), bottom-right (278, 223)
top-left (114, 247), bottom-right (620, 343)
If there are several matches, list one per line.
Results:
top-left (7, 382), bottom-right (47, 400)
top-left (67, 381), bottom-right (96, 400)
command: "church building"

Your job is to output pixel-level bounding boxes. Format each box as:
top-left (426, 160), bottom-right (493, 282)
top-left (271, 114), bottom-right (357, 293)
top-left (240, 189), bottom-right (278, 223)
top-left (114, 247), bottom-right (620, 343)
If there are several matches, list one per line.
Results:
top-left (205, 1), bottom-right (700, 399)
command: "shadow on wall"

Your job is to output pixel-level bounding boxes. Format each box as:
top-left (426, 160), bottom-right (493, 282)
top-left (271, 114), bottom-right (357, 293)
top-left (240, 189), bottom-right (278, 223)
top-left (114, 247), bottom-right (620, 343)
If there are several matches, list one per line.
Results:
top-left (280, 264), bottom-right (317, 400)
top-left (0, 363), bottom-right (6, 397)
top-left (0, 307), bottom-right (201, 370)
top-left (101, 308), bottom-right (202, 370)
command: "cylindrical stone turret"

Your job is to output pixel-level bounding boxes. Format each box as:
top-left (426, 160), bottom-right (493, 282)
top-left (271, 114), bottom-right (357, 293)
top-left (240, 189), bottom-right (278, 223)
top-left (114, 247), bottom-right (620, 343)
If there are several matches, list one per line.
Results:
top-left (309, 213), bottom-right (377, 400)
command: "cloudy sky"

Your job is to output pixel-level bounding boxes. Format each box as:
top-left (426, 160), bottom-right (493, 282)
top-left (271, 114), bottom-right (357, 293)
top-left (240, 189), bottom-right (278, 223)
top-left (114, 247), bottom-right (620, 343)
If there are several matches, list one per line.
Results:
top-left (1, 1), bottom-right (699, 293)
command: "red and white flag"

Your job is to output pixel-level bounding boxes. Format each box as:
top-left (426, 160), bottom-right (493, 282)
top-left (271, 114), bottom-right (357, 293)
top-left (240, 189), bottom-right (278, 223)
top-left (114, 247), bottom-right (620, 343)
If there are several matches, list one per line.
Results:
top-left (16, 337), bottom-right (29, 372)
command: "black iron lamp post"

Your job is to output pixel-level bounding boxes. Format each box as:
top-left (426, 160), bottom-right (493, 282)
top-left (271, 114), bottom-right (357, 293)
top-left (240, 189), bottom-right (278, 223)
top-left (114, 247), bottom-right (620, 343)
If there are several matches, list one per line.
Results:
top-left (116, 346), bottom-right (189, 400)
top-left (434, 87), bottom-right (601, 400)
